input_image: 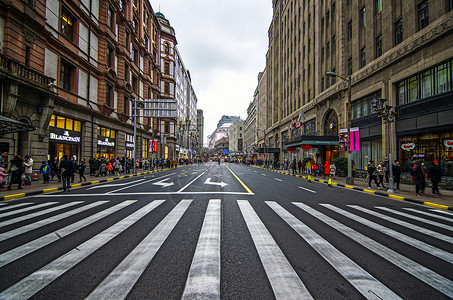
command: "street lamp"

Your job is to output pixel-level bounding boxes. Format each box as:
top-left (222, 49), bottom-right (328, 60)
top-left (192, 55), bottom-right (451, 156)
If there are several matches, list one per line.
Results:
top-left (326, 71), bottom-right (354, 185)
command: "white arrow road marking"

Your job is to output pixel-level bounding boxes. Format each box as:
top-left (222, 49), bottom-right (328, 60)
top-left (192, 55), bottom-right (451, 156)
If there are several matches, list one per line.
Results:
top-left (152, 177), bottom-right (175, 188)
top-left (262, 174), bottom-right (266, 176)
top-left (87, 179), bottom-right (145, 190)
top-left (275, 178), bottom-right (282, 182)
top-left (298, 186), bottom-right (317, 193)
top-left (213, 174), bottom-right (223, 178)
top-left (204, 178), bottom-right (228, 188)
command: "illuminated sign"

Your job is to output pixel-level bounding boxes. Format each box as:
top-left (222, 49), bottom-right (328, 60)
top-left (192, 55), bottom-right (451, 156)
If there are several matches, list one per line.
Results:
top-left (49, 131), bottom-right (81, 143)
top-left (401, 143), bottom-right (416, 151)
top-left (98, 138), bottom-right (115, 147)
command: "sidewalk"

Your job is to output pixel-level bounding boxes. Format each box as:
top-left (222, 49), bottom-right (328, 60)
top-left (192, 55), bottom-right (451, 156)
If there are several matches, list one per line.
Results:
top-left (252, 166), bottom-right (453, 210)
top-left (0, 168), bottom-right (169, 201)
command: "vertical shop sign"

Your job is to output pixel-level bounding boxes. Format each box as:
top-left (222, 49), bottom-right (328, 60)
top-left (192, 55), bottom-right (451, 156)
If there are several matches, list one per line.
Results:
top-left (350, 127), bottom-right (360, 151)
top-left (339, 129), bottom-right (348, 151)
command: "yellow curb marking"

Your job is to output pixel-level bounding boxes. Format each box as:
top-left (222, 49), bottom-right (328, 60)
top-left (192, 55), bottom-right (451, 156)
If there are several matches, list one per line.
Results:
top-left (91, 180), bottom-right (100, 184)
top-left (107, 178), bottom-right (114, 181)
top-left (423, 202), bottom-right (449, 210)
top-left (4, 193), bottom-right (26, 200)
top-left (71, 184), bottom-right (82, 188)
top-left (43, 188), bottom-right (59, 193)
top-left (119, 176), bottom-right (125, 179)
top-left (363, 189), bottom-right (375, 194)
top-left (389, 194), bottom-right (405, 200)
top-left (345, 185), bottom-right (354, 189)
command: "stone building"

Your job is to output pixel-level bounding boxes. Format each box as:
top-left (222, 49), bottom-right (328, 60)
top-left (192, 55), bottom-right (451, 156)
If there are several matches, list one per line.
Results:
top-left (228, 120), bottom-right (244, 153)
top-left (265, 0), bottom-right (453, 176)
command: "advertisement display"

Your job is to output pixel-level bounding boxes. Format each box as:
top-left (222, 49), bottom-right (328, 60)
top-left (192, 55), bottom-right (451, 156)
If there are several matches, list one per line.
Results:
top-left (350, 127), bottom-right (360, 151)
top-left (339, 129), bottom-right (348, 151)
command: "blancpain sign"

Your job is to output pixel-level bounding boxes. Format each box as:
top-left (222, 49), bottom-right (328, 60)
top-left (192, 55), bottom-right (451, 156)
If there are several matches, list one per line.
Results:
top-left (50, 131), bottom-right (81, 143)
top-left (98, 138), bottom-right (115, 147)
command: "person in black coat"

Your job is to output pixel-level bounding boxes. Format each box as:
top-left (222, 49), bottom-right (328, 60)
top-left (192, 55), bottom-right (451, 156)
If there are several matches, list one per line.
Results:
top-left (60, 155), bottom-right (75, 192)
top-left (411, 160), bottom-right (426, 196)
top-left (7, 155), bottom-right (24, 190)
top-left (427, 160), bottom-right (442, 195)
top-left (367, 160), bottom-right (380, 189)
top-left (392, 160), bottom-right (402, 190)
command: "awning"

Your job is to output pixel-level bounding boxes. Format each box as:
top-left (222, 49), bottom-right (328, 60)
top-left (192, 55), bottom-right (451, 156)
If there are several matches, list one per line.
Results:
top-left (284, 135), bottom-right (339, 148)
top-left (0, 115), bottom-right (37, 135)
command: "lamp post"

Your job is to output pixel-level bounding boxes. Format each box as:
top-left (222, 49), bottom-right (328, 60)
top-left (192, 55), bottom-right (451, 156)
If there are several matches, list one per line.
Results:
top-left (371, 97), bottom-right (398, 193)
top-left (326, 71), bottom-right (354, 185)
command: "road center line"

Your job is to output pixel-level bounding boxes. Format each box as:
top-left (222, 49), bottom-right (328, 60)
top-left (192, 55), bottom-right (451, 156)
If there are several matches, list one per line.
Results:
top-left (225, 165), bottom-right (253, 194)
top-left (298, 186), bottom-right (317, 193)
top-left (275, 178), bottom-right (282, 182)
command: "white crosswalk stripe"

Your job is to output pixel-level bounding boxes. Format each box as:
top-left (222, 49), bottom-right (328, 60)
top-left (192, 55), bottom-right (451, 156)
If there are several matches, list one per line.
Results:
top-left (0, 200), bottom-right (452, 299)
top-left (0, 202), bottom-right (33, 212)
top-left (429, 209), bottom-right (453, 216)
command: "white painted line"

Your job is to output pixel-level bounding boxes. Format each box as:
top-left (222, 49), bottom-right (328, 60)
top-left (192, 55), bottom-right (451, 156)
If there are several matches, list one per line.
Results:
top-left (237, 200), bottom-right (313, 300)
top-left (0, 201), bottom-right (135, 267)
top-left (0, 200), bottom-right (165, 299)
top-left (36, 191), bottom-right (255, 197)
top-left (178, 171), bottom-right (206, 193)
top-left (86, 200), bottom-right (191, 300)
top-left (320, 204), bottom-right (453, 264)
top-left (268, 201), bottom-right (400, 299)
top-left (0, 202), bottom-right (82, 228)
top-left (298, 186), bottom-right (317, 193)
top-left (294, 202), bottom-right (453, 298)
top-left (106, 173), bottom-right (175, 194)
top-left (404, 208), bottom-right (453, 222)
top-left (0, 202), bottom-right (55, 218)
top-left (0, 201), bottom-right (106, 242)
top-left (182, 199), bottom-right (221, 299)
top-left (376, 207), bottom-right (453, 231)
top-left (262, 174), bottom-right (266, 176)
top-left (349, 205), bottom-right (453, 244)
top-left (275, 178), bottom-right (282, 182)
top-left (87, 179), bottom-right (145, 190)
top-left (428, 209), bottom-right (453, 216)
top-left (0, 202), bottom-right (33, 212)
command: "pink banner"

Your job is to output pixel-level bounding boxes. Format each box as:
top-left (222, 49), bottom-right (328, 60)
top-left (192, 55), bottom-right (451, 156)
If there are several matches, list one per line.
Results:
top-left (350, 128), bottom-right (360, 151)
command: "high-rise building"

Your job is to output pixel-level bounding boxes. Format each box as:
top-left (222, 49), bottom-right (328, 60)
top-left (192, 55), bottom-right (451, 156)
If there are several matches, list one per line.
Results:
top-left (265, 0), bottom-right (453, 175)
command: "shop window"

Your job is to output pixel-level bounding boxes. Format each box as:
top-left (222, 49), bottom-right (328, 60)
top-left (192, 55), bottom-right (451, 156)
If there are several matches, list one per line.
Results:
top-left (61, 8), bottom-right (74, 41)
top-left (106, 128), bottom-right (111, 138)
top-left (435, 63), bottom-right (450, 94)
top-left (57, 116), bottom-right (65, 128)
top-left (407, 76), bottom-right (419, 103)
top-left (49, 114), bottom-right (56, 127)
top-left (421, 70), bottom-right (433, 98)
top-left (66, 118), bottom-right (73, 130)
top-left (74, 120), bottom-right (81, 131)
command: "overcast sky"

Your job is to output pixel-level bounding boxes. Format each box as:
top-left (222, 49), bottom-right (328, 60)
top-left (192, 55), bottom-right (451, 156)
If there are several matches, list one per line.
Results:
top-left (150, 0), bottom-right (273, 146)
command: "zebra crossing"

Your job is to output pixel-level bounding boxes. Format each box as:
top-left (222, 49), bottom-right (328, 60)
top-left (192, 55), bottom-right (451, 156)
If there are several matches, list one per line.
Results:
top-left (0, 199), bottom-right (452, 299)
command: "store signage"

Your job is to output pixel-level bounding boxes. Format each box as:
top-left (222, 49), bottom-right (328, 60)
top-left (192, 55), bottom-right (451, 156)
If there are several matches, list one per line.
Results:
top-left (339, 129), bottom-right (348, 151)
top-left (350, 127), bottom-right (360, 152)
top-left (49, 131), bottom-right (81, 143)
top-left (444, 140), bottom-right (453, 148)
top-left (98, 138), bottom-right (115, 147)
top-left (126, 142), bottom-right (134, 148)
top-left (176, 145), bottom-right (180, 151)
top-left (401, 143), bottom-right (416, 151)
top-left (149, 140), bottom-right (158, 152)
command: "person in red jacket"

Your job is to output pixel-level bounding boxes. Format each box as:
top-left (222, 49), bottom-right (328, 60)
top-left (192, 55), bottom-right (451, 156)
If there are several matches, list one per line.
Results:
top-left (323, 161), bottom-right (330, 179)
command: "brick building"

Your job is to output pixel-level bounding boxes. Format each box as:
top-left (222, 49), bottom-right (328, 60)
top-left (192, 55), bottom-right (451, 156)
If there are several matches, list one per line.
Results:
top-left (265, 0), bottom-right (453, 176)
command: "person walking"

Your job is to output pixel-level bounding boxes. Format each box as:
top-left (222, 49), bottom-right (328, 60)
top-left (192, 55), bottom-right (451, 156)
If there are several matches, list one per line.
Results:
top-left (78, 158), bottom-right (87, 182)
top-left (427, 160), bottom-right (442, 195)
top-left (60, 155), bottom-right (75, 192)
top-left (51, 156), bottom-right (60, 182)
top-left (411, 160), bottom-right (426, 196)
top-left (7, 155), bottom-right (24, 190)
top-left (323, 161), bottom-right (330, 179)
top-left (39, 161), bottom-right (51, 184)
top-left (377, 161), bottom-right (386, 188)
top-left (23, 155), bottom-right (33, 185)
top-left (367, 160), bottom-right (380, 189)
top-left (392, 160), bottom-right (402, 190)
top-left (329, 162), bottom-right (336, 179)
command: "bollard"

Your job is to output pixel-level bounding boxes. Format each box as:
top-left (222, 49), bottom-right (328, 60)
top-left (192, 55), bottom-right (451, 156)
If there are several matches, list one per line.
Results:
top-left (328, 177), bottom-right (332, 187)
top-left (308, 175), bottom-right (312, 182)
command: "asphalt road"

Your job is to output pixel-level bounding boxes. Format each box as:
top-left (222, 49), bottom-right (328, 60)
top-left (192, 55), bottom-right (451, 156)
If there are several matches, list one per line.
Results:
top-left (0, 162), bottom-right (452, 299)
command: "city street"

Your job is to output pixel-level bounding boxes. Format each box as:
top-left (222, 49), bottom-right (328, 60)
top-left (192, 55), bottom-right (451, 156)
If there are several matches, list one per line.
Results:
top-left (0, 162), bottom-right (452, 299)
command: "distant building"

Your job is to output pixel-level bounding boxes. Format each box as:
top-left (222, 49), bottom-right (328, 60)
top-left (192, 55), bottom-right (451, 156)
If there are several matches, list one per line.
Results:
top-left (217, 115), bottom-right (241, 128)
top-left (229, 120), bottom-right (243, 152)
top-left (208, 115), bottom-right (241, 150)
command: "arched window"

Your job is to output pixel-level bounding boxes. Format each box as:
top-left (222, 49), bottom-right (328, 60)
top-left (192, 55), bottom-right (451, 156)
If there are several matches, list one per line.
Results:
top-left (164, 42), bottom-right (170, 54)
top-left (323, 109), bottom-right (339, 136)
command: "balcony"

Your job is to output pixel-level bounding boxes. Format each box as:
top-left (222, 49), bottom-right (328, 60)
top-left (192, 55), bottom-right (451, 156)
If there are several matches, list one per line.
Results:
top-left (0, 53), bottom-right (54, 88)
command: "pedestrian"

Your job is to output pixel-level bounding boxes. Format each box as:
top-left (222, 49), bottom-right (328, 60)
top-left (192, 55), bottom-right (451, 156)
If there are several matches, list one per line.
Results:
top-left (51, 156), bottom-right (60, 181)
top-left (298, 160), bottom-right (302, 173)
top-left (323, 161), bottom-right (330, 179)
top-left (411, 160), bottom-right (426, 196)
top-left (78, 158), bottom-right (87, 182)
top-left (377, 161), bottom-right (386, 188)
top-left (0, 167), bottom-right (7, 190)
top-left (384, 157), bottom-right (390, 183)
top-left (23, 155), bottom-right (33, 185)
top-left (367, 160), bottom-right (380, 189)
top-left (107, 161), bottom-right (113, 175)
top-left (392, 160), bottom-right (401, 190)
top-left (71, 156), bottom-right (77, 183)
top-left (291, 159), bottom-right (297, 174)
top-left (100, 161), bottom-right (107, 176)
top-left (60, 155), bottom-right (75, 192)
top-left (351, 160), bottom-right (357, 177)
top-left (427, 160), bottom-right (442, 195)
top-left (7, 155), bottom-right (24, 190)
top-left (89, 157), bottom-right (96, 176)
top-left (329, 162), bottom-right (336, 179)
top-left (0, 152), bottom-right (7, 168)
top-left (39, 161), bottom-right (51, 184)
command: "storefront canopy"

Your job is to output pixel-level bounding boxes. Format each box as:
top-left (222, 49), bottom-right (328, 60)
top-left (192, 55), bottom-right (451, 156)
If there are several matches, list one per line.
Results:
top-left (284, 135), bottom-right (339, 148)
top-left (0, 115), bottom-right (36, 135)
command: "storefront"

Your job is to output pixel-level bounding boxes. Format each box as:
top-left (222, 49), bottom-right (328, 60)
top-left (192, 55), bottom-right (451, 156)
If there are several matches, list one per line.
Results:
top-left (284, 135), bottom-right (339, 164)
top-left (399, 132), bottom-right (453, 176)
top-left (48, 114), bottom-right (81, 161)
top-left (125, 134), bottom-right (134, 158)
top-left (97, 126), bottom-right (116, 160)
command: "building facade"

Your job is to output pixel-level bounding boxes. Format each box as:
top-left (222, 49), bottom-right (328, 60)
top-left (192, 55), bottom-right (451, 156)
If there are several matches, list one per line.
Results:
top-left (228, 120), bottom-right (244, 153)
top-left (265, 0), bottom-right (453, 176)
top-left (243, 96), bottom-right (257, 155)
top-left (208, 115), bottom-right (240, 149)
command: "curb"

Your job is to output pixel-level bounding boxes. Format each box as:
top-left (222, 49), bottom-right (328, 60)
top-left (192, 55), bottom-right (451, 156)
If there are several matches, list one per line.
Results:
top-left (0, 168), bottom-right (172, 202)
top-left (251, 165), bottom-right (452, 211)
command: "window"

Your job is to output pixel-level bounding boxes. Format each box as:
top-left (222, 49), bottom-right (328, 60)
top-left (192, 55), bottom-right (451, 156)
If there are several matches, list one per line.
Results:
top-left (332, 3), bottom-right (336, 23)
top-left (124, 63), bottom-right (130, 82)
top-left (107, 6), bottom-right (114, 29)
top-left (133, 46), bottom-right (139, 65)
top-left (144, 36), bottom-right (148, 51)
top-left (50, 115), bottom-right (81, 131)
top-left (435, 62), bottom-right (451, 94)
top-left (321, 47), bottom-right (324, 63)
top-left (360, 47), bottom-right (366, 68)
top-left (375, 34), bottom-right (382, 58)
top-left (59, 60), bottom-right (73, 91)
top-left (395, 18), bottom-right (403, 45)
top-left (321, 77), bottom-right (325, 91)
top-left (421, 70), bottom-right (433, 98)
top-left (347, 20), bottom-right (352, 40)
top-left (125, 31), bottom-right (130, 48)
top-left (326, 42), bottom-right (330, 58)
top-left (326, 11), bottom-right (330, 27)
top-left (331, 35), bottom-right (336, 54)
top-left (375, 0), bottom-right (382, 14)
top-left (348, 57), bottom-right (352, 75)
top-left (132, 75), bottom-right (138, 93)
top-left (164, 62), bottom-right (170, 74)
top-left (60, 9), bottom-right (74, 40)
top-left (418, 1), bottom-right (429, 30)
top-left (106, 84), bottom-right (113, 107)
top-left (123, 96), bottom-right (129, 115)
top-left (66, 118), bottom-right (73, 130)
top-left (107, 45), bottom-right (114, 68)
top-left (164, 42), bottom-right (170, 54)
top-left (164, 82), bottom-right (170, 94)
top-left (360, 6), bottom-right (366, 28)
top-left (449, 0), bottom-right (453, 11)
top-left (321, 18), bottom-right (324, 35)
